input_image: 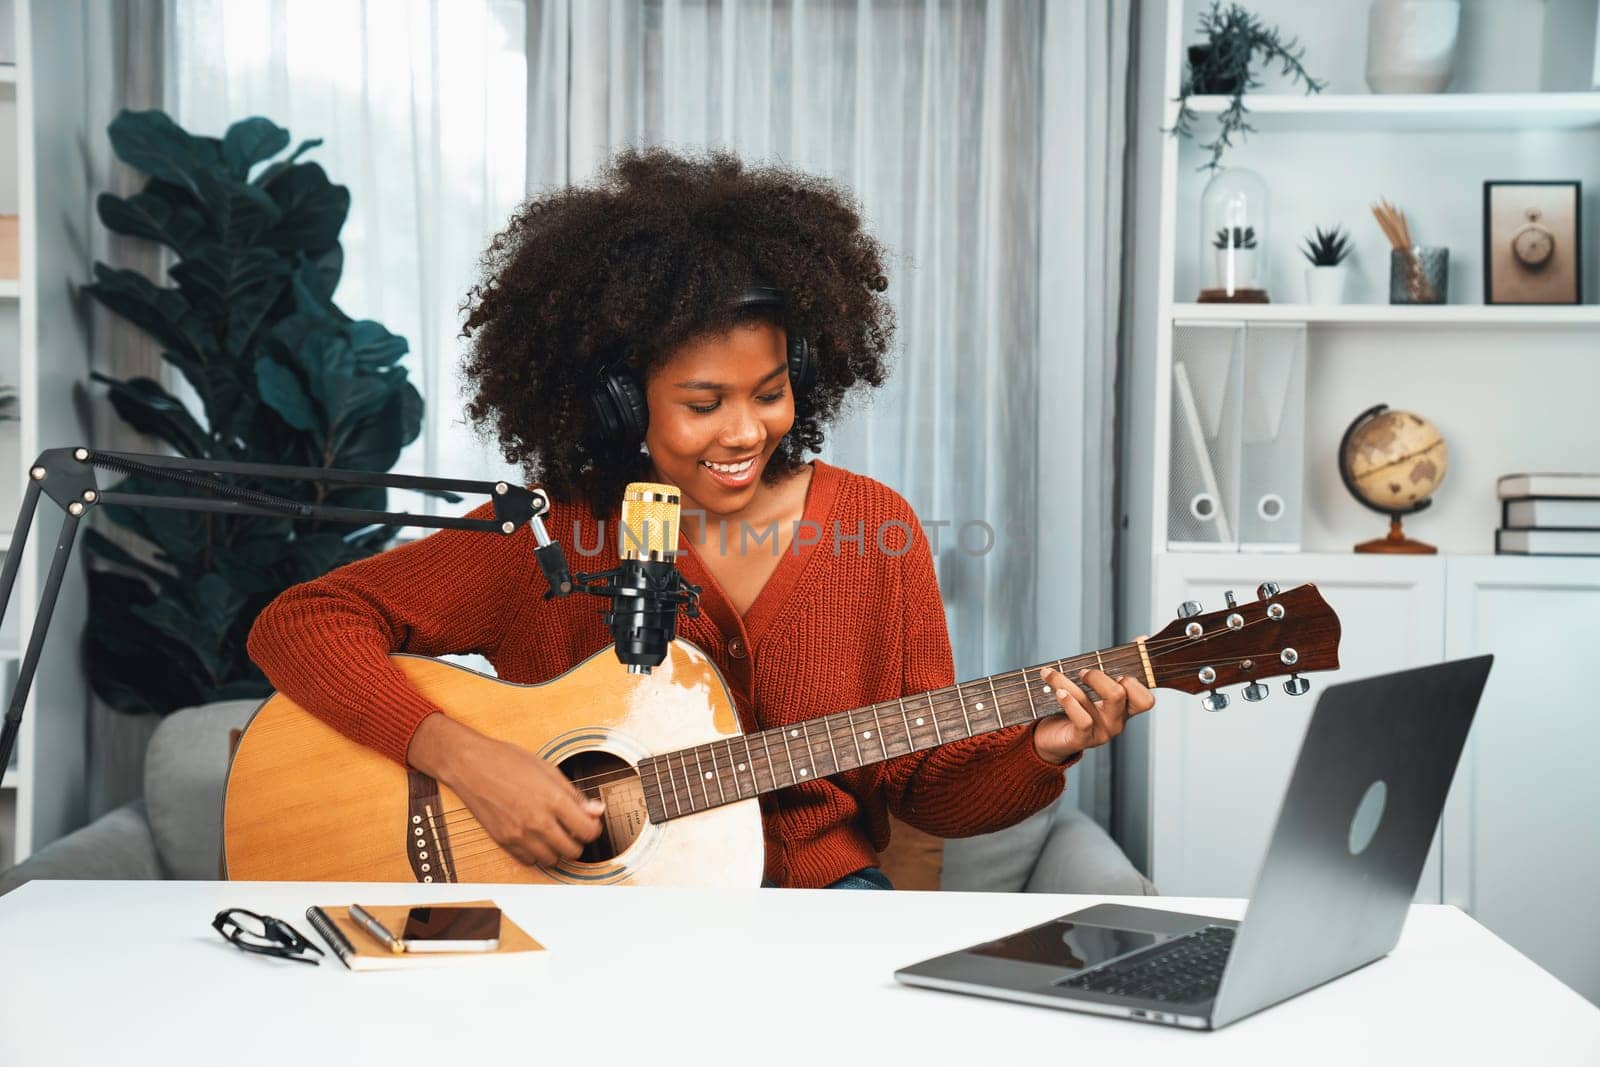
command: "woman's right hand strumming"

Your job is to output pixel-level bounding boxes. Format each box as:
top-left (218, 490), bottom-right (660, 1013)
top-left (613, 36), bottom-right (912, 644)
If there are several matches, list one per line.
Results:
top-left (407, 712), bottom-right (605, 867)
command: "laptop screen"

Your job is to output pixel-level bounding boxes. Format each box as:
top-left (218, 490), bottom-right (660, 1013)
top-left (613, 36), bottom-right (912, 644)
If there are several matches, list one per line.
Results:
top-left (971, 919), bottom-right (1165, 971)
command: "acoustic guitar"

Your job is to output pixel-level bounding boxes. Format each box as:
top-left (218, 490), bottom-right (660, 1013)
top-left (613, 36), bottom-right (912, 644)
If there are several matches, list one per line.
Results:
top-left (223, 581), bottom-right (1340, 886)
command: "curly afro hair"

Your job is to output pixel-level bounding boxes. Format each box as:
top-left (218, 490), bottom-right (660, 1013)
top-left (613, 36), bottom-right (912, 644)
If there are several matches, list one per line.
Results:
top-left (459, 147), bottom-right (895, 516)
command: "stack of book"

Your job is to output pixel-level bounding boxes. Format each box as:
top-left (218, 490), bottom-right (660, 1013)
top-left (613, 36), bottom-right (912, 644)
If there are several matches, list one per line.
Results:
top-left (1496, 473), bottom-right (1600, 557)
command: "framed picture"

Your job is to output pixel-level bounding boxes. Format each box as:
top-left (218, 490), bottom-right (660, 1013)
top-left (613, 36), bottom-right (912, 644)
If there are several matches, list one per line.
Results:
top-left (1483, 181), bottom-right (1582, 305)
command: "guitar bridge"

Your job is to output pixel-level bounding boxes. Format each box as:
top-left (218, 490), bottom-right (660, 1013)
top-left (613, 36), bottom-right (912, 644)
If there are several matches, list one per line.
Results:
top-left (406, 771), bottom-right (457, 883)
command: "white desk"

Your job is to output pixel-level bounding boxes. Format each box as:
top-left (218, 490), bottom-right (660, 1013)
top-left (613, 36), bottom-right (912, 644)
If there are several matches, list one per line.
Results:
top-left (0, 881), bottom-right (1596, 1065)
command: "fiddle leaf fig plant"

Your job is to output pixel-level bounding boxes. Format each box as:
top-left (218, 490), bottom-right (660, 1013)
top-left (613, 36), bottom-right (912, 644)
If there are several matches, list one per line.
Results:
top-left (83, 108), bottom-right (431, 716)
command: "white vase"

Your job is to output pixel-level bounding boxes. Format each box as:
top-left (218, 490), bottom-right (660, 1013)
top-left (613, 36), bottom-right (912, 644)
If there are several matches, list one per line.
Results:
top-left (1366, 0), bottom-right (1461, 93)
top-left (1305, 265), bottom-right (1349, 305)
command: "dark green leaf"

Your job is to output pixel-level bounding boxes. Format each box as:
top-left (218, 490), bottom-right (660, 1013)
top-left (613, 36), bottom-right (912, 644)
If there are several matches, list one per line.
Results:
top-left (312, 340), bottom-right (393, 430)
top-left (332, 383), bottom-right (418, 471)
top-left (224, 269), bottom-right (292, 363)
top-left (254, 356), bottom-right (319, 433)
top-left (132, 587), bottom-right (227, 683)
top-left (168, 243), bottom-right (286, 318)
top-left (395, 379), bottom-right (423, 446)
top-left (85, 570), bottom-right (212, 715)
top-left (252, 137), bottom-right (324, 189)
top-left (84, 263), bottom-right (212, 366)
top-left (97, 191), bottom-right (208, 255)
top-left (106, 109), bottom-right (213, 193)
top-left (221, 117), bottom-right (290, 179)
top-left (191, 170), bottom-right (283, 247)
top-left (346, 319), bottom-right (408, 367)
top-left (304, 244), bottom-right (344, 304)
top-left (263, 163), bottom-right (349, 252)
top-left (90, 372), bottom-right (211, 457)
top-left (94, 473), bottom-right (211, 567)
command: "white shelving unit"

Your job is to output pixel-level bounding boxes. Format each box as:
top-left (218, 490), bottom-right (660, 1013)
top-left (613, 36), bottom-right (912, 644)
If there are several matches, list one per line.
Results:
top-left (1172, 301), bottom-right (1600, 325)
top-left (0, 1), bottom-right (91, 871)
top-left (1178, 91), bottom-right (1600, 132)
top-left (1121, 0), bottom-right (1600, 1007)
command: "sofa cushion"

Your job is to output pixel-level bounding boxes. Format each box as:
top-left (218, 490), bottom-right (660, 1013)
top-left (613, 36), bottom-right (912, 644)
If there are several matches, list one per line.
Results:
top-left (143, 699), bottom-right (260, 880)
top-left (939, 796), bottom-right (1060, 892)
top-left (1024, 805), bottom-right (1157, 895)
top-left (0, 800), bottom-right (164, 894)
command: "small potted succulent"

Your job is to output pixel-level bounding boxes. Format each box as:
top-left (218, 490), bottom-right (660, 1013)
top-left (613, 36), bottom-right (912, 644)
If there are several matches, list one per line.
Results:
top-left (1300, 224), bottom-right (1352, 305)
top-left (1213, 225), bottom-right (1260, 296)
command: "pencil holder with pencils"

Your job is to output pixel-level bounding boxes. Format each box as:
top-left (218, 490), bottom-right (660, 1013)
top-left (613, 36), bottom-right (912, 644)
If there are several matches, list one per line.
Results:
top-left (1371, 197), bottom-right (1448, 304)
top-left (1389, 246), bottom-right (1449, 304)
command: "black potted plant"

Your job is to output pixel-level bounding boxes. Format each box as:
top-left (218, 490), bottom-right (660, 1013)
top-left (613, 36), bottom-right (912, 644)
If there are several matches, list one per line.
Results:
top-left (1173, 2), bottom-right (1327, 170)
top-left (82, 109), bottom-right (435, 717)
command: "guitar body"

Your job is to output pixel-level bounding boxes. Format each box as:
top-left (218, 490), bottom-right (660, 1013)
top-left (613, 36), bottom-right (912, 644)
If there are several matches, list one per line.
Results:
top-left (223, 640), bottom-right (765, 887)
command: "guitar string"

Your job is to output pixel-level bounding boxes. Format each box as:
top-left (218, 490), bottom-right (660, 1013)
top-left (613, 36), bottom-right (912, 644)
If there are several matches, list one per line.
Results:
top-left (420, 617), bottom-right (1295, 832)
top-left (438, 610), bottom-right (1288, 825)
top-left (420, 657), bottom-right (1152, 832)
top-left (426, 614), bottom-right (1287, 818)
top-left (433, 633), bottom-right (1309, 867)
top-left (424, 640), bottom-right (1299, 854)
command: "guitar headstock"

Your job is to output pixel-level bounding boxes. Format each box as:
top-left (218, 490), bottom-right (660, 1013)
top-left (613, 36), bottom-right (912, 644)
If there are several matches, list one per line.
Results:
top-left (1145, 582), bottom-right (1340, 711)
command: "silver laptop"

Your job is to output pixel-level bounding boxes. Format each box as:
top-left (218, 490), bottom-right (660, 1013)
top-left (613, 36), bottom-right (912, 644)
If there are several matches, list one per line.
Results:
top-left (895, 655), bottom-right (1493, 1031)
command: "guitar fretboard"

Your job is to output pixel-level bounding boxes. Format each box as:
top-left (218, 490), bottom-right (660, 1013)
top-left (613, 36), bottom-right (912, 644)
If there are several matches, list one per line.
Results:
top-left (637, 642), bottom-right (1149, 824)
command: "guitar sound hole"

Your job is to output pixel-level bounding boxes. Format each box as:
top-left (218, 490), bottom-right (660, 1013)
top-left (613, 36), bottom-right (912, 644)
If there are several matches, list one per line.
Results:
top-left (558, 751), bottom-right (647, 863)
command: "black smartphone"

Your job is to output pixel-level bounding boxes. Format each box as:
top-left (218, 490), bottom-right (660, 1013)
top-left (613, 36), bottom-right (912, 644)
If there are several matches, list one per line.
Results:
top-left (399, 905), bottom-right (502, 952)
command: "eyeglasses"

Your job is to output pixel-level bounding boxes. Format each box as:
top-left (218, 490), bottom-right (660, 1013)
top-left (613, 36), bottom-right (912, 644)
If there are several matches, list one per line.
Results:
top-left (212, 908), bottom-right (325, 965)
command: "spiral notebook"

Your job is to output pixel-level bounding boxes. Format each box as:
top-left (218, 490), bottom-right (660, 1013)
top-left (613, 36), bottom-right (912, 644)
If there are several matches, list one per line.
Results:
top-left (304, 899), bottom-right (545, 971)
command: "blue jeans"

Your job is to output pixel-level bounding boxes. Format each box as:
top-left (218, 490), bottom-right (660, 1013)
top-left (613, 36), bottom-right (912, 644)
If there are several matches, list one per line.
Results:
top-left (762, 865), bottom-right (895, 890)
top-left (826, 866), bottom-right (894, 890)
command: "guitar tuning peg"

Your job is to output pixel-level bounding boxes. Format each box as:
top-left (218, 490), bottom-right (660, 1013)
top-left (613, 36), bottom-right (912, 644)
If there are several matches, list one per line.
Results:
top-left (1242, 682), bottom-right (1269, 702)
top-left (1224, 589), bottom-right (1237, 608)
top-left (1178, 600), bottom-right (1203, 619)
top-left (1257, 581), bottom-right (1281, 600)
top-left (1283, 674), bottom-right (1310, 697)
top-left (1201, 690), bottom-right (1230, 712)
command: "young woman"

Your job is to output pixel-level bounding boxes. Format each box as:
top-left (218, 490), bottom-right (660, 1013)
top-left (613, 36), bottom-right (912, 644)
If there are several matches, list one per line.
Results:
top-left (247, 148), bottom-right (1155, 889)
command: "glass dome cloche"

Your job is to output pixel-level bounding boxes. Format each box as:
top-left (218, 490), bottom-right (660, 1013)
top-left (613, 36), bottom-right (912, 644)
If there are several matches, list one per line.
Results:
top-left (1199, 167), bottom-right (1271, 303)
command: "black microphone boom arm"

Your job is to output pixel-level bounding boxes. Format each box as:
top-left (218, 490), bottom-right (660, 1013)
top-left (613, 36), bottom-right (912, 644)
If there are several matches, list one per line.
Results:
top-left (0, 446), bottom-right (579, 779)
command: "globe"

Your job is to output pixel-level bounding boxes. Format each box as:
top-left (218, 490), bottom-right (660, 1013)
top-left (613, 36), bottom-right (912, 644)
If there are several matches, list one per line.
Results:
top-left (1338, 405), bottom-right (1448, 554)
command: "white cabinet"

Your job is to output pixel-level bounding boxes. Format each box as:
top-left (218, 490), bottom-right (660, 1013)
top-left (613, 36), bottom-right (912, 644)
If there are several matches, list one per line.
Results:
top-left (1440, 556), bottom-right (1600, 1006)
top-left (1144, 552), bottom-right (1446, 901)
top-left (1132, 550), bottom-right (1600, 1004)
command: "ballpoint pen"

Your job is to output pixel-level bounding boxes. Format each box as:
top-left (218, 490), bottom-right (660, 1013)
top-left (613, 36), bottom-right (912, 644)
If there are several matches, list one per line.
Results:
top-left (347, 903), bottom-right (405, 954)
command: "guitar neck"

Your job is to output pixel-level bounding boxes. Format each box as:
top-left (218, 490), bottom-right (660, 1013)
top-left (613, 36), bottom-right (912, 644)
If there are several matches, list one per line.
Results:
top-left (638, 641), bottom-right (1150, 824)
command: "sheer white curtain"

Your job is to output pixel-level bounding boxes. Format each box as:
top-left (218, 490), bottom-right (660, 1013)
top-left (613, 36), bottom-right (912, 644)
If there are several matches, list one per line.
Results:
top-left (169, 0), bottom-right (529, 497)
top-left (530, 0), bottom-right (1131, 821)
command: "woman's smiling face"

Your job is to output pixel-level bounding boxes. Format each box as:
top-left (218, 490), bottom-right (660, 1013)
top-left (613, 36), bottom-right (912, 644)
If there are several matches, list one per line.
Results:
top-left (642, 320), bottom-right (795, 516)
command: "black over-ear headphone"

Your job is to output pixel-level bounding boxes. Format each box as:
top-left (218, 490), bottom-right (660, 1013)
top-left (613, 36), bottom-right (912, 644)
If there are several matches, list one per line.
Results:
top-left (589, 286), bottom-right (815, 447)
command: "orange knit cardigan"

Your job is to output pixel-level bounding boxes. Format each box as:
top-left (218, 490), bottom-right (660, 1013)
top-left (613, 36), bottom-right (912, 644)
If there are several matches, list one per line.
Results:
top-left (247, 460), bottom-right (1069, 887)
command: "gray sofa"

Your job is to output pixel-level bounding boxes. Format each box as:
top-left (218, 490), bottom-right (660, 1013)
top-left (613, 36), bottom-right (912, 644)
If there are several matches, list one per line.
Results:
top-left (0, 701), bottom-right (1154, 896)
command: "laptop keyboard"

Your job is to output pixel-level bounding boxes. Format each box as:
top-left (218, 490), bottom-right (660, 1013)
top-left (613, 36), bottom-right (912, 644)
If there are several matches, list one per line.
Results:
top-left (1059, 924), bottom-right (1235, 1005)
